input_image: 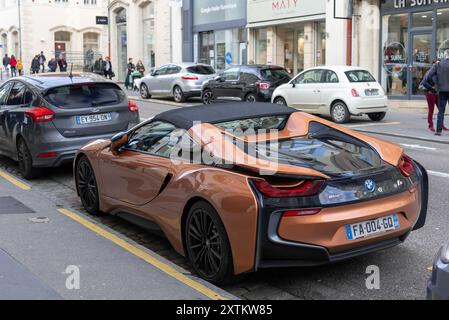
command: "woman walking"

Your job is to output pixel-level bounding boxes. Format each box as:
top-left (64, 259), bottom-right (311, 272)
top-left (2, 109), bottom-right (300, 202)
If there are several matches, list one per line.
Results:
top-left (9, 55), bottom-right (17, 77)
top-left (17, 59), bottom-right (23, 75)
top-left (125, 58), bottom-right (135, 90)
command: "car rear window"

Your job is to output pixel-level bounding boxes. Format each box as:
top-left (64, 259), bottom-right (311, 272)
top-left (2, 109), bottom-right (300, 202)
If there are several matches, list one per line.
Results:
top-left (44, 83), bottom-right (126, 109)
top-left (345, 70), bottom-right (376, 83)
top-left (215, 115), bottom-right (289, 136)
top-left (260, 68), bottom-right (291, 81)
top-left (186, 65), bottom-right (215, 75)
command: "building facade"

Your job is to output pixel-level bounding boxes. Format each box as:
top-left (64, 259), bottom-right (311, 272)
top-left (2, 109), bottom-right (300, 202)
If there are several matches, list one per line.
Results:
top-left (0, 0), bottom-right (108, 72)
top-left (108, 0), bottom-right (182, 81)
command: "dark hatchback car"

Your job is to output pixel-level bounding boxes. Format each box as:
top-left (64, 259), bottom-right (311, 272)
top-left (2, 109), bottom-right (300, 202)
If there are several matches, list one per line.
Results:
top-left (201, 65), bottom-right (291, 104)
top-left (0, 73), bottom-right (140, 179)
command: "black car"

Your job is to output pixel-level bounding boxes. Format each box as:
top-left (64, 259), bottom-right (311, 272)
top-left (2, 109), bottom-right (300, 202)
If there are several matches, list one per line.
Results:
top-left (201, 65), bottom-right (291, 104)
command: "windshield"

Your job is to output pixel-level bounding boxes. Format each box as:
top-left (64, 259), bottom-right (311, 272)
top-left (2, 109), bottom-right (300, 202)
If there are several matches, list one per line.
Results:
top-left (261, 68), bottom-right (291, 82)
top-left (44, 83), bottom-right (125, 109)
top-left (345, 70), bottom-right (376, 83)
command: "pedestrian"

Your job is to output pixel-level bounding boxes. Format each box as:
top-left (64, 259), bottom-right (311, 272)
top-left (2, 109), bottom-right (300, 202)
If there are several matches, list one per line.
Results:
top-left (9, 55), bottom-right (17, 77)
top-left (17, 59), bottom-right (23, 75)
top-left (104, 56), bottom-right (114, 79)
top-left (136, 60), bottom-right (145, 76)
top-left (420, 59), bottom-right (441, 132)
top-left (428, 50), bottom-right (449, 136)
top-left (48, 58), bottom-right (57, 72)
top-left (58, 55), bottom-right (68, 72)
top-left (93, 55), bottom-right (106, 75)
top-left (39, 51), bottom-right (46, 73)
top-left (31, 55), bottom-right (40, 74)
top-left (125, 58), bottom-right (135, 90)
top-left (2, 54), bottom-right (10, 76)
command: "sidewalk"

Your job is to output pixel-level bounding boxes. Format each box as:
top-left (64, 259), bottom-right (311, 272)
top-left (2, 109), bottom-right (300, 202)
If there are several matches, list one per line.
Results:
top-left (388, 99), bottom-right (449, 115)
top-left (0, 171), bottom-right (233, 300)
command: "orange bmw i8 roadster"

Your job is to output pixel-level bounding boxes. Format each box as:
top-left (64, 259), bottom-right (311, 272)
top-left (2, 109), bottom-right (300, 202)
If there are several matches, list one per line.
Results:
top-left (74, 103), bottom-right (428, 284)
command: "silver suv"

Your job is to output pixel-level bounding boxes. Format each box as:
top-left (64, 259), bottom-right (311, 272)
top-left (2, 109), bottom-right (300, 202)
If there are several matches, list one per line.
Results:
top-left (139, 63), bottom-right (216, 103)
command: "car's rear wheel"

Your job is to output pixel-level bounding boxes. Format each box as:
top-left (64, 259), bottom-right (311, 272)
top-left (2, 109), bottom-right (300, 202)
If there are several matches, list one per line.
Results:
top-left (173, 86), bottom-right (186, 103)
top-left (274, 97), bottom-right (287, 106)
top-left (331, 101), bottom-right (350, 124)
top-left (368, 112), bottom-right (387, 122)
top-left (245, 93), bottom-right (257, 103)
top-left (17, 138), bottom-right (40, 180)
top-left (202, 89), bottom-right (214, 105)
top-left (185, 201), bottom-right (233, 285)
top-left (76, 156), bottom-right (100, 215)
top-left (140, 83), bottom-right (151, 99)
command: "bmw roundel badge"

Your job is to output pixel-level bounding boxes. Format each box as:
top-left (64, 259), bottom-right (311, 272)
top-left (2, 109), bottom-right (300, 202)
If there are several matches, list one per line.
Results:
top-left (365, 179), bottom-right (376, 193)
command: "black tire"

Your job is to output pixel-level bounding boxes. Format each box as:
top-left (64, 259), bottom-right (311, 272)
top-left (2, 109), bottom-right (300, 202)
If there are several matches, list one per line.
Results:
top-left (140, 83), bottom-right (151, 99)
top-left (202, 89), bottom-right (214, 105)
top-left (173, 86), bottom-right (186, 103)
top-left (185, 201), bottom-right (234, 285)
top-left (245, 92), bottom-right (257, 103)
top-left (331, 101), bottom-right (351, 124)
top-left (368, 112), bottom-right (387, 122)
top-left (273, 96), bottom-right (287, 106)
top-left (17, 138), bottom-right (40, 180)
top-left (76, 156), bottom-right (100, 216)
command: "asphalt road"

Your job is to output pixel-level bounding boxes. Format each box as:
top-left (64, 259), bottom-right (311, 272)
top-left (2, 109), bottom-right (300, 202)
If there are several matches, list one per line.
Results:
top-left (1, 98), bottom-right (448, 300)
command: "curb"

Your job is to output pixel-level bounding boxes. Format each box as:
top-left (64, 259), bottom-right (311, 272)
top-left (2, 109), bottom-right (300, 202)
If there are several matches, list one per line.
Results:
top-left (355, 129), bottom-right (449, 145)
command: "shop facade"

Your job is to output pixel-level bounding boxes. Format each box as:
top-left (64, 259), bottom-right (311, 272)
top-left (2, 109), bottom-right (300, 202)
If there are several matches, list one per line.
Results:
top-left (247, 0), bottom-right (327, 74)
top-left (182, 0), bottom-right (248, 70)
top-left (380, 0), bottom-right (449, 99)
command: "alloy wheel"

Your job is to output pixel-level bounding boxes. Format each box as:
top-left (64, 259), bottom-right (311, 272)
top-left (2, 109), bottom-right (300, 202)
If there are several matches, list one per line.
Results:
top-left (246, 94), bottom-right (256, 103)
top-left (202, 91), bottom-right (214, 105)
top-left (274, 97), bottom-right (287, 106)
top-left (76, 158), bottom-right (99, 214)
top-left (140, 84), bottom-right (150, 99)
top-left (173, 86), bottom-right (184, 103)
top-left (332, 103), bottom-right (349, 123)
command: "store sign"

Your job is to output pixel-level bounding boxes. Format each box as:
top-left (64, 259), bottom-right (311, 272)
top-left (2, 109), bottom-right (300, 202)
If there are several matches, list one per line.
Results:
top-left (248, 0), bottom-right (326, 24)
top-left (382, 0), bottom-right (449, 11)
top-left (193, 0), bottom-right (246, 26)
top-left (96, 16), bottom-right (109, 25)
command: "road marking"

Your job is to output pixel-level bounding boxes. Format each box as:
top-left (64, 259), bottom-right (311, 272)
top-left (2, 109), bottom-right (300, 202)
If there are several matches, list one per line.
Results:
top-left (0, 169), bottom-right (31, 190)
top-left (428, 170), bottom-right (449, 179)
top-left (57, 208), bottom-right (228, 301)
top-left (346, 122), bottom-right (401, 129)
top-left (400, 144), bottom-right (437, 151)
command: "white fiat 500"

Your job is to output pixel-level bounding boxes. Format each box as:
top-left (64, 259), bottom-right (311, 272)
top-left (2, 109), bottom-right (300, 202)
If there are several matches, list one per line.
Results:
top-left (271, 66), bottom-right (388, 123)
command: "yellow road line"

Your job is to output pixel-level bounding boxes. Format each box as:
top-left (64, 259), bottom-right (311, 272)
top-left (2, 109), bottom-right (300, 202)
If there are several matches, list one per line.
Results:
top-left (57, 208), bottom-right (228, 300)
top-left (0, 169), bottom-right (31, 190)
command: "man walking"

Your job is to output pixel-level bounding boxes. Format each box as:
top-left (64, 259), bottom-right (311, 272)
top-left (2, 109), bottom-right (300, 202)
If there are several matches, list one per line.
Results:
top-left (428, 50), bottom-right (449, 136)
top-left (93, 55), bottom-right (106, 76)
top-left (39, 51), bottom-right (46, 73)
top-left (2, 54), bottom-right (10, 76)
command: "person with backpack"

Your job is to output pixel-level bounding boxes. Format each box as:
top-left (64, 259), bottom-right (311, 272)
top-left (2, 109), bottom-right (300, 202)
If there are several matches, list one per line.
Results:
top-left (420, 59), bottom-right (442, 132)
top-left (428, 50), bottom-right (449, 136)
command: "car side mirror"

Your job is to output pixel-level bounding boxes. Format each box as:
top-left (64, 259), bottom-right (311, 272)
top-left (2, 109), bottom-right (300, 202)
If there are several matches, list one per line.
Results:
top-left (110, 132), bottom-right (128, 155)
top-left (215, 76), bottom-right (224, 82)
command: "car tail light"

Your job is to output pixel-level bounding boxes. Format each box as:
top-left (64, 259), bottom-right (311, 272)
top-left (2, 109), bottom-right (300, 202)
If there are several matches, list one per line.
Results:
top-left (37, 152), bottom-right (58, 159)
top-left (252, 179), bottom-right (325, 198)
top-left (182, 74), bottom-right (199, 81)
top-left (283, 208), bottom-right (322, 217)
top-left (257, 82), bottom-right (270, 90)
top-left (398, 154), bottom-right (416, 177)
top-left (351, 89), bottom-right (360, 97)
top-left (25, 106), bottom-right (55, 123)
top-left (128, 101), bottom-right (139, 113)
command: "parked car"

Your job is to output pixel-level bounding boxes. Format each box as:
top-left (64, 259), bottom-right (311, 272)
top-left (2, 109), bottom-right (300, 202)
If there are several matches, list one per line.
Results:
top-left (139, 63), bottom-right (216, 103)
top-left (0, 73), bottom-right (140, 179)
top-left (428, 240), bottom-right (449, 300)
top-left (201, 64), bottom-right (291, 104)
top-left (74, 102), bottom-right (428, 285)
top-left (271, 66), bottom-right (388, 124)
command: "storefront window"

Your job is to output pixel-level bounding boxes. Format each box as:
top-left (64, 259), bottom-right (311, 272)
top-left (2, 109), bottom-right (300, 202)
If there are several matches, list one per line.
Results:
top-left (255, 28), bottom-right (267, 65)
top-left (412, 11), bottom-right (433, 28)
top-left (316, 21), bottom-right (326, 66)
top-left (437, 9), bottom-right (449, 59)
top-left (214, 29), bottom-right (246, 70)
top-left (381, 13), bottom-right (408, 96)
top-left (142, 2), bottom-right (155, 73)
top-left (199, 31), bottom-right (214, 67)
top-left (116, 8), bottom-right (127, 82)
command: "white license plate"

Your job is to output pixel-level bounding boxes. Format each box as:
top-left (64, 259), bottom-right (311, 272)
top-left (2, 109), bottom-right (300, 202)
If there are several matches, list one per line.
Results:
top-left (76, 113), bottom-right (112, 125)
top-left (346, 214), bottom-right (400, 241)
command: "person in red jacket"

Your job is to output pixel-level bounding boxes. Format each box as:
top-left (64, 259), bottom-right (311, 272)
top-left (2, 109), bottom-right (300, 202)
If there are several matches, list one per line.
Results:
top-left (9, 55), bottom-right (17, 77)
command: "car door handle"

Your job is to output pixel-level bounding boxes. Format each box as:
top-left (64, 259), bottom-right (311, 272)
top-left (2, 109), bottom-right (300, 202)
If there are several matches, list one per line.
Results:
top-left (314, 90), bottom-right (321, 93)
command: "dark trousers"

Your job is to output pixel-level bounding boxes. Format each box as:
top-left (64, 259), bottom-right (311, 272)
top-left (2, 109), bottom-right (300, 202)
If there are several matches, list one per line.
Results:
top-left (437, 91), bottom-right (449, 133)
top-left (425, 92), bottom-right (438, 128)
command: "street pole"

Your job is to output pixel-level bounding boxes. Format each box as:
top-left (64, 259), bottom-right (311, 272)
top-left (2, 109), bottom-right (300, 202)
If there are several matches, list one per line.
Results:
top-left (18, 0), bottom-right (23, 61)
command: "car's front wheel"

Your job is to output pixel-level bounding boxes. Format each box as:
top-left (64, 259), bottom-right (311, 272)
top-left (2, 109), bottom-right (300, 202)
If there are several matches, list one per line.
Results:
top-left (245, 93), bottom-right (257, 103)
top-left (202, 89), bottom-right (214, 105)
top-left (173, 86), bottom-right (186, 103)
top-left (273, 97), bottom-right (287, 106)
top-left (368, 112), bottom-right (387, 122)
top-left (76, 156), bottom-right (100, 215)
top-left (331, 101), bottom-right (351, 124)
top-left (17, 138), bottom-right (40, 180)
top-left (140, 83), bottom-right (151, 99)
top-left (185, 201), bottom-right (233, 285)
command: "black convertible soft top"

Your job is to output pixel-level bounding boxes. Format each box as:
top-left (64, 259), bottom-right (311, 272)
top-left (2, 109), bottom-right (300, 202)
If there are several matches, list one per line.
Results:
top-left (153, 103), bottom-right (296, 130)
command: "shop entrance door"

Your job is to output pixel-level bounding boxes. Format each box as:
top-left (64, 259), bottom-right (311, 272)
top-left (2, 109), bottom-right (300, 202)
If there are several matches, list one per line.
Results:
top-left (408, 32), bottom-right (434, 98)
top-left (199, 32), bottom-right (214, 68)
